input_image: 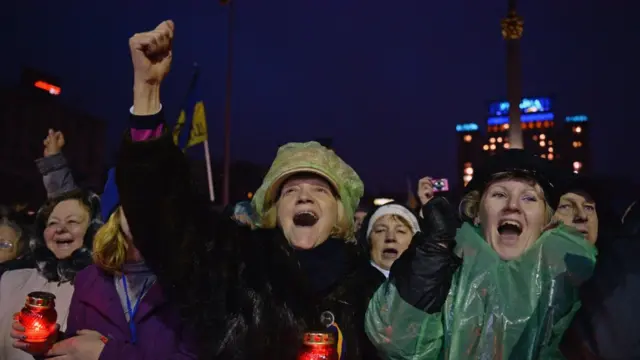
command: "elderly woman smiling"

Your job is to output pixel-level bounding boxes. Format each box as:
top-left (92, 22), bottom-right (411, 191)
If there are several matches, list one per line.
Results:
top-left (365, 150), bottom-right (597, 359)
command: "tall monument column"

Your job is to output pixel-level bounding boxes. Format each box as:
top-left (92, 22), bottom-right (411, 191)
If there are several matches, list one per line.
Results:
top-left (501, 0), bottom-right (524, 149)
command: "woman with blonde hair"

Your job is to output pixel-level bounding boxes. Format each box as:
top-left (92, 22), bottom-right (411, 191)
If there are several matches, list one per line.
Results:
top-left (11, 180), bottom-right (197, 358)
top-left (366, 150), bottom-right (597, 359)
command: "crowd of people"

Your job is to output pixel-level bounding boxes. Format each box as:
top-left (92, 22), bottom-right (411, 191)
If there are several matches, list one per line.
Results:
top-left (0, 19), bottom-right (638, 360)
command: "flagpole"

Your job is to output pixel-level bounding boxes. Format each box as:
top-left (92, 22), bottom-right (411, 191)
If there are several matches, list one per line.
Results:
top-left (203, 139), bottom-right (215, 202)
top-left (222, 0), bottom-right (235, 206)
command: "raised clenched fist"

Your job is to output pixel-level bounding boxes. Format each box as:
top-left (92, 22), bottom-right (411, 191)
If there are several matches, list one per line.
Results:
top-left (43, 129), bottom-right (65, 157)
top-left (129, 20), bottom-right (174, 86)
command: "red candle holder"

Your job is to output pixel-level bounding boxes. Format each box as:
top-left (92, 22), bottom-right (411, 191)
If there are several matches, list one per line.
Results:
top-left (18, 291), bottom-right (57, 343)
top-left (298, 332), bottom-right (338, 360)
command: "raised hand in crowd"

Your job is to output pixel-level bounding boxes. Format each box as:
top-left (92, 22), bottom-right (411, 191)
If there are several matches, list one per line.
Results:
top-left (417, 176), bottom-right (435, 206)
top-left (43, 129), bottom-right (65, 157)
top-left (130, 19), bottom-right (173, 115)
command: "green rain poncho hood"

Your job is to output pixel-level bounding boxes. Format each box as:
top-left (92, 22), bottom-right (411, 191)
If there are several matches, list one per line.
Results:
top-left (365, 222), bottom-right (597, 360)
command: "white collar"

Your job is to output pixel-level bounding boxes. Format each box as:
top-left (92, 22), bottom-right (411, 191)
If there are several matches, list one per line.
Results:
top-left (370, 261), bottom-right (390, 278)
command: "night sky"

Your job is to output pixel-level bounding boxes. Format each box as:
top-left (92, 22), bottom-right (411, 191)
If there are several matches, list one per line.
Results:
top-left (1, 0), bottom-right (637, 194)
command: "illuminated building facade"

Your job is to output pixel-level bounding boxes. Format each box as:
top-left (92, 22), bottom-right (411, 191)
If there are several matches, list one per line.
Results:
top-left (557, 115), bottom-right (590, 174)
top-left (456, 97), bottom-right (591, 189)
top-left (455, 123), bottom-right (483, 190)
top-left (482, 97), bottom-right (556, 159)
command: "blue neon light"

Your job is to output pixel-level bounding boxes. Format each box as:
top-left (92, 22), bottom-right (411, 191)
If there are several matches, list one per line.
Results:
top-left (565, 115), bottom-right (588, 123)
top-left (487, 112), bottom-right (554, 125)
top-left (489, 97), bottom-right (552, 116)
top-left (456, 123), bottom-right (479, 132)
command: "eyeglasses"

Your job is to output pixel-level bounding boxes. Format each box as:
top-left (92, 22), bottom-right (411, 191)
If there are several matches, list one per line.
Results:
top-left (0, 241), bottom-right (14, 250)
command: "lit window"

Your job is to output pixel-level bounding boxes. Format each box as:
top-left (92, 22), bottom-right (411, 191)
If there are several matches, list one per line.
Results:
top-left (463, 134), bottom-right (472, 142)
top-left (540, 134), bottom-right (546, 140)
top-left (574, 126), bottom-right (582, 134)
top-left (548, 147), bottom-right (554, 153)
top-left (539, 141), bottom-right (546, 147)
top-left (548, 140), bottom-right (553, 145)
top-left (463, 174), bottom-right (473, 185)
top-left (490, 144), bottom-right (496, 150)
top-left (533, 135), bottom-right (538, 141)
top-left (247, 192), bottom-right (254, 199)
top-left (483, 144), bottom-right (489, 151)
top-left (490, 137), bottom-right (496, 144)
top-left (464, 167), bottom-right (474, 175)
top-left (541, 154), bottom-right (546, 159)
top-left (497, 137), bottom-right (503, 143)
top-left (548, 153), bottom-right (554, 160)
top-left (573, 161), bottom-right (582, 170)
top-left (464, 162), bottom-right (472, 167)
top-left (535, 122), bottom-right (542, 128)
top-left (572, 141), bottom-right (582, 148)
top-left (503, 124), bottom-right (510, 130)
top-left (504, 142), bottom-right (510, 149)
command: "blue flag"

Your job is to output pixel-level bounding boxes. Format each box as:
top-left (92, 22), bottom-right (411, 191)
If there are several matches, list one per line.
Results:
top-left (173, 71), bottom-right (208, 149)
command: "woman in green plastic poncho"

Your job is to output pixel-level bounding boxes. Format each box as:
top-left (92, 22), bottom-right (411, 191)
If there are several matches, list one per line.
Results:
top-left (365, 150), bottom-right (597, 359)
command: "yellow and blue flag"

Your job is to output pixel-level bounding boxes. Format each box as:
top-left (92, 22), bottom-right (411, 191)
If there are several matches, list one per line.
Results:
top-left (173, 71), bottom-right (208, 149)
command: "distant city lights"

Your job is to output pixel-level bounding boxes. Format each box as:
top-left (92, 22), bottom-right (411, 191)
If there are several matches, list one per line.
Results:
top-left (488, 112), bottom-right (554, 125)
top-left (573, 161), bottom-right (583, 173)
top-left (34, 80), bottom-right (61, 96)
top-left (373, 198), bottom-right (394, 206)
top-left (566, 115), bottom-right (588, 123)
top-left (489, 97), bottom-right (552, 116)
top-left (456, 123), bottom-right (479, 132)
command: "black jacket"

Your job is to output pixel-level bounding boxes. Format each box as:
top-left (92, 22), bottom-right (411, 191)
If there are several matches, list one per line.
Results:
top-left (115, 111), bottom-right (384, 359)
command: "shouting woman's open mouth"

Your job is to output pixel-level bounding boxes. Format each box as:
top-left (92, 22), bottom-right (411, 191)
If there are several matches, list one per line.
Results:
top-left (497, 220), bottom-right (522, 245)
top-left (293, 211), bottom-right (319, 227)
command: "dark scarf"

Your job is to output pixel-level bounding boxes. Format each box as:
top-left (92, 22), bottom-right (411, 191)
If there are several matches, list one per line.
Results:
top-left (294, 238), bottom-right (351, 295)
top-left (1, 192), bottom-right (102, 283)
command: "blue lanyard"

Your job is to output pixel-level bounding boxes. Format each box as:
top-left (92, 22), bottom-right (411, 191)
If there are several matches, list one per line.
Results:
top-left (121, 276), bottom-right (150, 345)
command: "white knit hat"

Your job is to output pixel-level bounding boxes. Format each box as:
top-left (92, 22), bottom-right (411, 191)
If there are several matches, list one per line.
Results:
top-left (366, 204), bottom-right (420, 239)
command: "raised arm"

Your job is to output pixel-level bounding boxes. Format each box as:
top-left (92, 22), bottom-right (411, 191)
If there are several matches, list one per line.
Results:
top-left (35, 130), bottom-right (77, 198)
top-left (115, 20), bottom-right (213, 301)
top-left (365, 197), bottom-right (461, 359)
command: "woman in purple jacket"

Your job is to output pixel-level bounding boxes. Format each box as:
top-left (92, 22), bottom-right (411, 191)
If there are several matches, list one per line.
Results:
top-left (11, 141), bottom-right (197, 360)
top-left (12, 205), bottom-right (197, 359)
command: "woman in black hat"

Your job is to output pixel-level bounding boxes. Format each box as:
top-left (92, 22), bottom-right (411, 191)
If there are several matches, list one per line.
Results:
top-left (365, 149), bottom-right (597, 360)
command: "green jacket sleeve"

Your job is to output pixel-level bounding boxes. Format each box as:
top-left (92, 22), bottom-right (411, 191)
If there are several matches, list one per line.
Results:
top-left (365, 280), bottom-right (444, 360)
top-left (539, 301), bottom-right (582, 360)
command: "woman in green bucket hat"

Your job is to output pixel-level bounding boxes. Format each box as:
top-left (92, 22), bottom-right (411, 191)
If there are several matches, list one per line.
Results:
top-left (113, 20), bottom-right (460, 359)
top-left (118, 135), bottom-right (392, 359)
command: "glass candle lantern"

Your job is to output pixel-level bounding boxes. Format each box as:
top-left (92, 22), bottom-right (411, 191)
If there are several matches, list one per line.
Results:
top-left (298, 332), bottom-right (338, 360)
top-left (18, 291), bottom-right (57, 343)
